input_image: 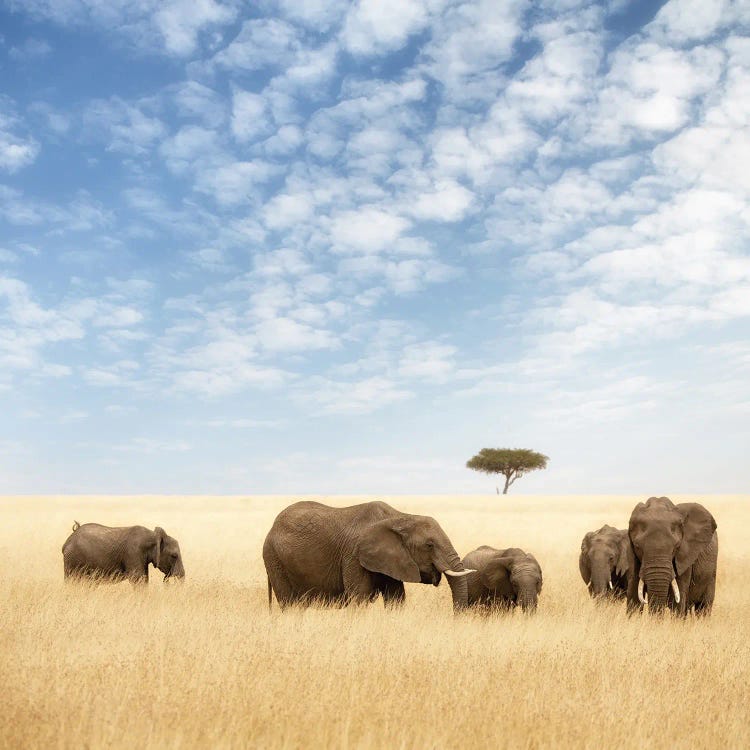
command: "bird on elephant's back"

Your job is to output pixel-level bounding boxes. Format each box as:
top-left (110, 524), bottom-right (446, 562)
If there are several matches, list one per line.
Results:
top-left (461, 546), bottom-right (543, 613)
top-left (627, 496), bottom-right (718, 616)
top-left (263, 500), bottom-right (474, 611)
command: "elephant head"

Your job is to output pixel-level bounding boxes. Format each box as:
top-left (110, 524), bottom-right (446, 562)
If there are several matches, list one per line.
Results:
top-left (356, 514), bottom-right (472, 610)
top-left (481, 549), bottom-right (542, 613)
top-left (579, 525), bottom-right (630, 598)
top-left (628, 497), bottom-right (716, 613)
top-left (152, 527), bottom-right (185, 581)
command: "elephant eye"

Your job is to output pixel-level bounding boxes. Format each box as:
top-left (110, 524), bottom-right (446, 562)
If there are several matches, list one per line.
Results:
top-left (426, 541), bottom-right (434, 548)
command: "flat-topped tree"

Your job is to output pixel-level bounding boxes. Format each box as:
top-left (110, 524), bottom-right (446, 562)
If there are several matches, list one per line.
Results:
top-left (466, 448), bottom-right (549, 494)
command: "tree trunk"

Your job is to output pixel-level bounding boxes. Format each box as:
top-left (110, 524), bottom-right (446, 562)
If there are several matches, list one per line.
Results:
top-left (502, 474), bottom-right (511, 494)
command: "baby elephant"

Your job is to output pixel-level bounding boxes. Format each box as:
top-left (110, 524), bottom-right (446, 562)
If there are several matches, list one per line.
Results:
top-left (579, 524), bottom-right (630, 600)
top-left (62, 521), bottom-right (185, 584)
top-left (462, 546), bottom-right (543, 612)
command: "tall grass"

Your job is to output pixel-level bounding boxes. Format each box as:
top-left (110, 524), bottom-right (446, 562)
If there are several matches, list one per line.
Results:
top-left (1, 495), bottom-right (747, 749)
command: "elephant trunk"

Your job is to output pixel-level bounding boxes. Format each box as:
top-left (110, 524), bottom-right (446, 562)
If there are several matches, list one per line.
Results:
top-left (642, 557), bottom-right (673, 612)
top-left (517, 586), bottom-right (538, 613)
top-left (589, 561), bottom-right (612, 598)
top-left (167, 558), bottom-right (186, 581)
top-left (440, 551), bottom-right (469, 612)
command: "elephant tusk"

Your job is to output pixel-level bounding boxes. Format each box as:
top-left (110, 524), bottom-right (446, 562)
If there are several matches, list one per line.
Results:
top-left (444, 569), bottom-right (476, 577)
top-left (638, 578), bottom-right (647, 605)
top-left (608, 579), bottom-right (613, 590)
top-left (587, 581), bottom-right (592, 588)
top-left (671, 578), bottom-right (680, 604)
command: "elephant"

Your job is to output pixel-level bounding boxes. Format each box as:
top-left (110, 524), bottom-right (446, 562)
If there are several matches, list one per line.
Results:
top-left (62, 521), bottom-right (185, 584)
top-left (263, 501), bottom-right (474, 611)
top-left (627, 497), bottom-right (717, 616)
top-left (462, 546), bottom-right (543, 613)
top-left (579, 525), bottom-right (631, 600)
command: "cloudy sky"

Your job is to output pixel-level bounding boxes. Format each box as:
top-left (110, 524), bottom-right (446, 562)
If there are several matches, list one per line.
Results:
top-left (1, 0), bottom-right (748, 495)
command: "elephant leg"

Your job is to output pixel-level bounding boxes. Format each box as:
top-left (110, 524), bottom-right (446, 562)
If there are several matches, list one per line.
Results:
top-left (379, 578), bottom-right (406, 608)
top-left (342, 559), bottom-right (377, 604)
top-left (269, 569), bottom-right (296, 610)
top-left (694, 579), bottom-right (715, 617)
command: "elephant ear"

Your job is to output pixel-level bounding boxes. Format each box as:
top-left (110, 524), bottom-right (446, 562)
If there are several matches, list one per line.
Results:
top-left (357, 518), bottom-right (421, 583)
top-left (153, 527), bottom-right (165, 569)
top-left (675, 503), bottom-right (716, 576)
top-left (579, 532), bottom-right (593, 584)
top-left (615, 531), bottom-right (631, 577)
top-left (481, 557), bottom-right (513, 593)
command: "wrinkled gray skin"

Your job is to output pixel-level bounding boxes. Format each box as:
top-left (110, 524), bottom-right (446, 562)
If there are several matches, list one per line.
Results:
top-left (579, 525), bottom-right (631, 600)
top-left (62, 522), bottom-right (185, 584)
top-left (263, 501), bottom-right (471, 611)
top-left (462, 546), bottom-right (543, 613)
top-left (627, 497), bottom-right (717, 616)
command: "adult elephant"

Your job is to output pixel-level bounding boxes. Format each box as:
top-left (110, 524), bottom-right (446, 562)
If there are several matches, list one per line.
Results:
top-left (462, 546), bottom-right (542, 613)
top-left (62, 521), bottom-right (185, 583)
top-left (627, 497), bottom-right (717, 615)
top-left (579, 525), bottom-right (630, 599)
top-left (263, 501), bottom-right (473, 611)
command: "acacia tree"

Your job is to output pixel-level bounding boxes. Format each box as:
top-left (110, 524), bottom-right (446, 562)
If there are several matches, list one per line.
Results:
top-left (466, 448), bottom-right (549, 494)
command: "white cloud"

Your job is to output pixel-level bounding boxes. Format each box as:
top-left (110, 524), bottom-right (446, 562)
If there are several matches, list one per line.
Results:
top-left (398, 341), bottom-right (456, 380)
top-left (409, 179), bottom-right (474, 222)
top-left (263, 192), bottom-right (315, 230)
top-left (208, 18), bottom-right (300, 71)
top-left (302, 375), bottom-right (412, 414)
top-left (195, 160), bottom-right (280, 205)
top-left (342, 0), bottom-right (433, 56)
top-left (275, 0), bottom-right (348, 31)
top-left (0, 99), bottom-right (40, 173)
top-left (154, 0), bottom-right (236, 56)
top-left (646, 0), bottom-right (749, 44)
top-left (231, 90), bottom-right (271, 143)
top-left (330, 208), bottom-right (411, 253)
top-left (255, 317), bottom-right (338, 352)
top-left (85, 97), bottom-right (166, 155)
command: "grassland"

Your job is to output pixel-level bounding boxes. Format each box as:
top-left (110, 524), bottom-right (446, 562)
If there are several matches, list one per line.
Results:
top-left (1, 494), bottom-right (748, 749)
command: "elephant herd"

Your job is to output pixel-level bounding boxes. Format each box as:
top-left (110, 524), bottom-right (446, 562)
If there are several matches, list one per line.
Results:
top-left (60, 495), bottom-right (718, 617)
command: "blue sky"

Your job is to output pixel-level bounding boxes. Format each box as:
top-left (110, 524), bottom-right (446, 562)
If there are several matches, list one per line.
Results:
top-left (1, 0), bottom-right (749, 494)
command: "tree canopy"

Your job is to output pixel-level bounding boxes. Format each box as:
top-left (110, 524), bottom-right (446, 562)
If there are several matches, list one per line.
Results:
top-left (466, 448), bottom-right (549, 494)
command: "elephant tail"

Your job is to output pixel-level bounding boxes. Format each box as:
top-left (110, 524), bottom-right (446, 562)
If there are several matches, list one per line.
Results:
top-left (72, 520), bottom-right (80, 532)
top-left (267, 576), bottom-right (273, 611)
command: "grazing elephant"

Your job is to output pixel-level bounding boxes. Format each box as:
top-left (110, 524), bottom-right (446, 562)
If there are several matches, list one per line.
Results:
top-left (62, 521), bottom-right (185, 583)
top-left (579, 525), bottom-right (630, 599)
top-left (462, 546), bottom-right (543, 612)
top-left (627, 497), bottom-right (717, 616)
top-left (263, 501), bottom-right (473, 611)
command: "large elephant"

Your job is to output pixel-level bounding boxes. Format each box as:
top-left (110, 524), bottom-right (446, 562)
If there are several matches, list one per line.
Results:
top-left (62, 521), bottom-right (185, 583)
top-left (579, 525), bottom-right (630, 599)
top-left (627, 497), bottom-right (717, 615)
top-left (462, 546), bottom-right (542, 613)
top-left (263, 501), bottom-right (473, 610)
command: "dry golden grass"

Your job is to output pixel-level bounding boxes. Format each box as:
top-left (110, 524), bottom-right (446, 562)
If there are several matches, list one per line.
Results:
top-left (1, 494), bottom-right (748, 749)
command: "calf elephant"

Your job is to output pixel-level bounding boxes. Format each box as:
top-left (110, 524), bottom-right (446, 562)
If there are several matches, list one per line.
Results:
top-left (627, 497), bottom-right (717, 615)
top-left (263, 501), bottom-right (473, 610)
top-left (462, 546), bottom-right (543, 612)
top-left (62, 521), bottom-right (185, 583)
top-left (579, 525), bottom-right (630, 599)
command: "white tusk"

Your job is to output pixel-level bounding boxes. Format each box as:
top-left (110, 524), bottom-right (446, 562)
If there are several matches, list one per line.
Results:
top-left (587, 581), bottom-right (592, 588)
top-left (444, 569), bottom-right (475, 577)
top-left (638, 578), bottom-right (647, 605)
top-left (608, 579), bottom-right (613, 590)
top-left (671, 578), bottom-right (680, 604)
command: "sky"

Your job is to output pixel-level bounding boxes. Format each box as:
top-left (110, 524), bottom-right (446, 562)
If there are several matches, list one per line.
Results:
top-left (0, 0), bottom-right (749, 495)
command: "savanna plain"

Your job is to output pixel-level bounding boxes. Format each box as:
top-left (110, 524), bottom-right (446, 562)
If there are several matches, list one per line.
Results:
top-left (1, 494), bottom-right (748, 749)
